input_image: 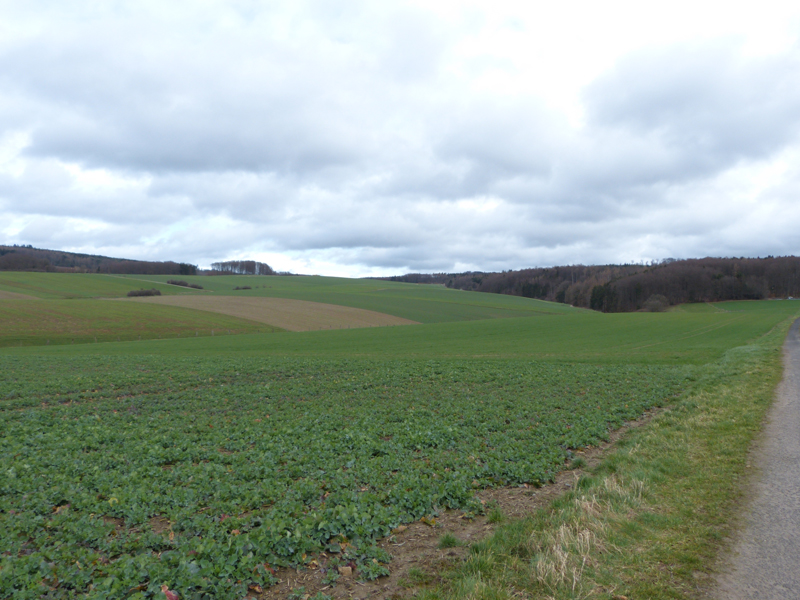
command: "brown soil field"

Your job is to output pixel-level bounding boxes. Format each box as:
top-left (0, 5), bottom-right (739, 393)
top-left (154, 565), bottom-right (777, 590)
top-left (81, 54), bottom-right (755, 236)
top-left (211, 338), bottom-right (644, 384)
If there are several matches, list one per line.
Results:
top-left (127, 295), bottom-right (419, 332)
top-left (0, 290), bottom-right (38, 300)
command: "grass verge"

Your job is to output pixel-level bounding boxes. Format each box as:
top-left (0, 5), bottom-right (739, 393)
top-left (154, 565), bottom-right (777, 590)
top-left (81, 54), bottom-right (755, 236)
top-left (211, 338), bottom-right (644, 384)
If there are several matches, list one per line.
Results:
top-left (415, 315), bottom-right (795, 599)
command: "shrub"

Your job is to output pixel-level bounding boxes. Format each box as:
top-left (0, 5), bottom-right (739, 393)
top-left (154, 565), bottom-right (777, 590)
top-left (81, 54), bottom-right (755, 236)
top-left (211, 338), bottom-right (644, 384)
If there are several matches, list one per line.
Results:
top-left (127, 289), bottom-right (162, 297)
top-left (167, 280), bottom-right (204, 290)
top-left (642, 294), bottom-right (670, 312)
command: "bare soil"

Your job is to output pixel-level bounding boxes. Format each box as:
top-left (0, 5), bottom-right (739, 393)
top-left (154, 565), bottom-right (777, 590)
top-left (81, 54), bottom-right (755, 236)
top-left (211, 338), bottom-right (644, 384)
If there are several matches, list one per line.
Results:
top-left (126, 296), bottom-right (419, 332)
top-left (257, 409), bottom-right (661, 600)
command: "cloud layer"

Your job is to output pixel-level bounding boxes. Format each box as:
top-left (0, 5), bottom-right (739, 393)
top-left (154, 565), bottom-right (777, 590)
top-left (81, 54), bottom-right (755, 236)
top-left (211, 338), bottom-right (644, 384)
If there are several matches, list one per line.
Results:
top-left (2, 1), bottom-right (800, 275)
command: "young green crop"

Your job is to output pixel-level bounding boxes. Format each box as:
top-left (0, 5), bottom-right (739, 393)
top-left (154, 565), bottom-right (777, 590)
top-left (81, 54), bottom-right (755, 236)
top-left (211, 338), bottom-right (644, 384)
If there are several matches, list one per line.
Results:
top-left (0, 299), bottom-right (276, 347)
top-left (0, 355), bottom-right (686, 599)
top-left (11, 271), bottom-right (578, 322)
top-left (0, 272), bottom-right (195, 299)
top-left (10, 299), bottom-right (799, 365)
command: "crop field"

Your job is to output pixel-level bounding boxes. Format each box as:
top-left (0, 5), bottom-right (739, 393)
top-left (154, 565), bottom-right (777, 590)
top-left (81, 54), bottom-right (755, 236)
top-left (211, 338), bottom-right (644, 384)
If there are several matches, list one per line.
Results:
top-left (114, 273), bottom-right (578, 323)
top-left (19, 299), bottom-right (799, 365)
top-left (1, 355), bottom-right (686, 599)
top-left (0, 273), bottom-right (198, 299)
top-left (128, 295), bottom-right (419, 331)
top-left (0, 290), bottom-right (36, 300)
top-left (0, 273), bottom-right (576, 347)
top-left (1, 274), bottom-right (799, 600)
top-left (0, 300), bottom-right (275, 348)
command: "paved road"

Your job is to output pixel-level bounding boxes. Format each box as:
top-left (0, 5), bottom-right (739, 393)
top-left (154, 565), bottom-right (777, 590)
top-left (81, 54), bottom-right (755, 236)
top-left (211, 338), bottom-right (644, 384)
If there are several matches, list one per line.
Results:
top-left (712, 319), bottom-right (800, 599)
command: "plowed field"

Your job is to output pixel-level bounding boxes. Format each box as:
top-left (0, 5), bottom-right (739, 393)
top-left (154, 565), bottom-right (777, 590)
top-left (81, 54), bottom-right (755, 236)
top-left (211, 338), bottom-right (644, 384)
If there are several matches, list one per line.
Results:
top-left (128, 295), bottom-right (419, 331)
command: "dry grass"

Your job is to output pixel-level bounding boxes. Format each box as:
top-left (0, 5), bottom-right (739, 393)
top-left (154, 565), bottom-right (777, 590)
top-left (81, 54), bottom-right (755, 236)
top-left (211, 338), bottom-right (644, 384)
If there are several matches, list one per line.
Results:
top-left (127, 295), bottom-right (420, 331)
top-left (525, 475), bottom-right (644, 598)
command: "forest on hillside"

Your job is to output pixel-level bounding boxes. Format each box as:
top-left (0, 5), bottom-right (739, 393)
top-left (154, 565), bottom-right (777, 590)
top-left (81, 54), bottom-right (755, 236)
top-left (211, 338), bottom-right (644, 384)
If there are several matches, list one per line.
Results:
top-left (0, 245), bottom-right (197, 275)
top-left (385, 257), bottom-right (800, 312)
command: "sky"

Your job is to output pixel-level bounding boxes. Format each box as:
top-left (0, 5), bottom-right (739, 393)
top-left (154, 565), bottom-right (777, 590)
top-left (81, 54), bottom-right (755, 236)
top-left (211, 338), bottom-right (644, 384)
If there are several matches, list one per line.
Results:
top-left (2, 1), bottom-right (800, 277)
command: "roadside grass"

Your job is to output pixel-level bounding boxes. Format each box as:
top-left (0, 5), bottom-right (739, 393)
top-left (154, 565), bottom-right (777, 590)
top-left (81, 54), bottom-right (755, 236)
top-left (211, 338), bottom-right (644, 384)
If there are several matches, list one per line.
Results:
top-left (0, 299), bottom-right (276, 347)
top-left (413, 312), bottom-right (795, 600)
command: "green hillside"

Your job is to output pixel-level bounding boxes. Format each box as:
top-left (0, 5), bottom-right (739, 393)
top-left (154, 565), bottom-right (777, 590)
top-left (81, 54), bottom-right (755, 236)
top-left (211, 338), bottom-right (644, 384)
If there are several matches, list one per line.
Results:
top-left (0, 299), bottom-right (275, 347)
top-left (0, 272), bottom-right (201, 299)
top-left (7, 299), bottom-right (797, 365)
top-left (114, 273), bottom-right (579, 323)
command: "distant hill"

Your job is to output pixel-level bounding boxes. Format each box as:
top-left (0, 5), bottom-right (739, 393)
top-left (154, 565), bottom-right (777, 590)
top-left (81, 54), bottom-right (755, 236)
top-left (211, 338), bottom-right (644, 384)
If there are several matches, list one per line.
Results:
top-left (0, 245), bottom-right (284, 277)
top-left (382, 256), bottom-right (800, 312)
top-left (0, 245), bottom-right (197, 275)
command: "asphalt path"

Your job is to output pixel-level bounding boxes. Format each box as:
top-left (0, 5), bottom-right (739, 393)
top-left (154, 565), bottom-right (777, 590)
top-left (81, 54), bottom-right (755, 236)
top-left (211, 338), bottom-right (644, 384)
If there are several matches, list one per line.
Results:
top-left (711, 318), bottom-right (800, 599)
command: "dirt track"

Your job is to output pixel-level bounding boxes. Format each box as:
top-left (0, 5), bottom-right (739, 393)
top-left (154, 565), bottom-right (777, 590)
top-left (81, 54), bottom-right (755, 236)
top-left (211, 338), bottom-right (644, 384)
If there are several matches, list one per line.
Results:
top-left (711, 318), bottom-right (800, 599)
top-left (127, 295), bottom-right (419, 332)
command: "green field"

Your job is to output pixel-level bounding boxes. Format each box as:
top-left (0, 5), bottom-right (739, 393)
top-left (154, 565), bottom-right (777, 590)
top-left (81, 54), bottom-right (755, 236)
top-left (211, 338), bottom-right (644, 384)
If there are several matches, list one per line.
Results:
top-left (1, 272), bottom-right (577, 322)
top-left (114, 273), bottom-right (578, 323)
top-left (0, 300), bottom-right (278, 347)
top-left (0, 273), bottom-right (579, 348)
top-left (1, 275), bottom-right (798, 599)
top-left (0, 272), bottom-right (201, 299)
top-left (14, 300), bottom-right (798, 365)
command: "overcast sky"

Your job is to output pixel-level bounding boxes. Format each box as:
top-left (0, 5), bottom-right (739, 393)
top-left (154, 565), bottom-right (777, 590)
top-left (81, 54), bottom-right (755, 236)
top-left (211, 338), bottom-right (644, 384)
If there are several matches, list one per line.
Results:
top-left (2, 1), bottom-right (800, 276)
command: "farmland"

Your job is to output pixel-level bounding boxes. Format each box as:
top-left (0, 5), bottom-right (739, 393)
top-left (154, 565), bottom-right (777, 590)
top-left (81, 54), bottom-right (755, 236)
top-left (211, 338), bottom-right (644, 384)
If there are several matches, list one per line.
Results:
top-left (0, 272), bottom-right (574, 347)
top-left (0, 273), bottom-right (195, 300)
top-left (1, 356), bottom-right (685, 599)
top-left (0, 300), bottom-right (276, 348)
top-left (128, 296), bottom-right (418, 331)
top-left (112, 273), bottom-right (578, 323)
top-left (1, 274), bottom-right (799, 599)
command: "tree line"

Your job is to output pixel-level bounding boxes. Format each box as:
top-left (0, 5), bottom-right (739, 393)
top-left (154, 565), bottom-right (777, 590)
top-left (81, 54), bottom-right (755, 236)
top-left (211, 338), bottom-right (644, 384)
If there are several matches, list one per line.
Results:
top-left (0, 245), bottom-right (292, 277)
top-left (384, 256), bottom-right (800, 312)
top-left (0, 245), bottom-right (197, 275)
top-left (208, 260), bottom-right (275, 275)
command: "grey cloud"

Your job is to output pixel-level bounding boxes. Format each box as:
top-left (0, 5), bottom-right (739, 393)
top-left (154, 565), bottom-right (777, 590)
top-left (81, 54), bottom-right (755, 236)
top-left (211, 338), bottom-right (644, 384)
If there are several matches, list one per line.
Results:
top-left (0, 160), bottom-right (190, 226)
top-left (1, 17), bottom-right (382, 175)
top-left (2, 3), bottom-right (800, 275)
top-left (434, 98), bottom-right (562, 187)
top-left (14, 216), bottom-right (161, 253)
top-left (584, 40), bottom-right (800, 177)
